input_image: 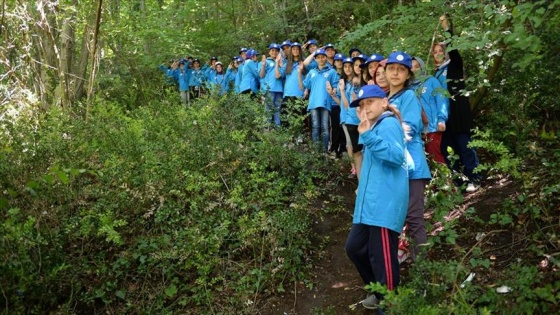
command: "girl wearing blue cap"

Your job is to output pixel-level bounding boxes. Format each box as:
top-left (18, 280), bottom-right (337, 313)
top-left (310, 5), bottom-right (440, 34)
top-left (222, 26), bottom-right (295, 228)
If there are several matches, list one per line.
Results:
top-left (345, 84), bottom-right (409, 310)
top-left (260, 43), bottom-right (284, 126)
top-left (362, 54), bottom-right (385, 85)
top-left (385, 51), bottom-right (431, 260)
top-left (239, 49), bottom-right (260, 96)
top-left (433, 14), bottom-right (481, 192)
top-left (281, 42), bottom-right (306, 129)
top-left (298, 49), bottom-right (339, 151)
top-left (189, 59), bottom-right (207, 100)
top-left (330, 57), bottom-right (358, 177)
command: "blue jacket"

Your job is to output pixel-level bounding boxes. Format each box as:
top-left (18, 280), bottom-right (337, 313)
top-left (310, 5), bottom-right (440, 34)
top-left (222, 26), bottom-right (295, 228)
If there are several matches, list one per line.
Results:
top-left (411, 76), bottom-right (449, 133)
top-left (353, 112), bottom-right (409, 233)
top-left (208, 72), bottom-right (231, 95)
top-left (259, 58), bottom-right (284, 93)
top-left (189, 69), bottom-right (206, 87)
top-left (240, 59), bottom-right (259, 93)
top-left (282, 61), bottom-right (304, 98)
top-left (235, 63), bottom-right (244, 93)
top-left (389, 89), bottom-right (431, 180)
top-left (205, 67), bottom-right (217, 83)
top-left (171, 67), bottom-right (191, 92)
top-left (337, 79), bottom-right (353, 124)
top-left (345, 83), bottom-right (361, 125)
top-left (303, 65), bottom-right (339, 111)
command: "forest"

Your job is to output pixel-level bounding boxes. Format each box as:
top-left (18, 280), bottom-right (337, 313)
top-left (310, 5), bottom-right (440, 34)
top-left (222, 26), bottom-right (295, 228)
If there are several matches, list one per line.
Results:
top-left (1, 0), bottom-right (559, 314)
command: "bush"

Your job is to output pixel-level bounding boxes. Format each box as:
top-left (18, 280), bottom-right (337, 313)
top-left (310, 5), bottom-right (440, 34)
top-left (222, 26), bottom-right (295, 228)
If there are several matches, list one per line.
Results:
top-left (0, 94), bottom-right (332, 313)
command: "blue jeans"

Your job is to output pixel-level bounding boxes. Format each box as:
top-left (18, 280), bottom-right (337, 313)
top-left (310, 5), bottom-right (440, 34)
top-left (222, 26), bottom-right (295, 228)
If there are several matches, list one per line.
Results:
top-left (266, 91), bottom-right (284, 126)
top-left (310, 107), bottom-right (330, 151)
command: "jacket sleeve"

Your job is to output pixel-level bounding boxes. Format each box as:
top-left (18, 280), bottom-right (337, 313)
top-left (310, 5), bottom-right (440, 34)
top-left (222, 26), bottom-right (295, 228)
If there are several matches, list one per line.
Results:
top-left (430, 77), bottom-right (449, 123)
top-left (361, 119), bottom-right (405, 167)
top-left (445, 27), bottom-right (464, 81)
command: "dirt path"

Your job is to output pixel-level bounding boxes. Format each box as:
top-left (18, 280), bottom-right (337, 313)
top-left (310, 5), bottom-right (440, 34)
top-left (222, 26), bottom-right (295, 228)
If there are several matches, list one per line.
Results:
top-left (262, 174), bottom-right (518, 315)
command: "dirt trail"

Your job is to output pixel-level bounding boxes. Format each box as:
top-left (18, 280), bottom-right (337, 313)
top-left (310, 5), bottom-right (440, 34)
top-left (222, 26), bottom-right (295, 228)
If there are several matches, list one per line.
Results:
top-left (262, 175), bottom-right (517, 315)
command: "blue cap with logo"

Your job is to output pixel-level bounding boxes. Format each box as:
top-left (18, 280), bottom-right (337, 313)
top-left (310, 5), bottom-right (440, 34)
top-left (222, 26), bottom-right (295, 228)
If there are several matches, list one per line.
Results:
top-left (352, 54), bottom-right (367, 63)
top-left (306, 39), bottom-right (318, 46)
top-left (239, 47), bottom-right (248, 54)
top-left (350, 85), bottom-right (387, 108)
top-left (268, 43), bottom-right (281, 50)
top-left (361, 53), bottom-right (385, 68)
top-left (280, 40), bottom-right (292, 48)
top-left (291, 42), bottom-right (302, 48)
top-left (342, 57), bottom-right (354, 64)
top-left (314, 48), bottom-right (327, 57)
top-left (334, 53), bottom-right (345, 61)
top-left (324, 43), bottom-right (335, 50)
top-left (246, 49), bottom-right (259, 59)
top-left (386, 51), bottom-right (412, 69)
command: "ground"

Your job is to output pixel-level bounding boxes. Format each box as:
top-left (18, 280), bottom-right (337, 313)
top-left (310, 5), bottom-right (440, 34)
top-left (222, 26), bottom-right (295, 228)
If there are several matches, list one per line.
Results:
top-left (261, 171), bottom-right (524, 315)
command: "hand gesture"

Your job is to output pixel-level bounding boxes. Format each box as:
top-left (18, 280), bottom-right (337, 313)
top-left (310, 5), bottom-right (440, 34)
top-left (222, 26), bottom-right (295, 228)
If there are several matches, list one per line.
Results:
top-left (303, 89), bottom-right (309, 99)
top-left (367, 79), bottom-right (375, 85)
top-left (298, 62), bottom-right (304, 73)
top-left (326, 81), bottom-right (332, 94)
top-left (261, 55), bottom-right (267, 64)
top-left (357, 106), bottom-right (371, 134)
top-left (276, 54), bottom-right (283, 67)
top-left (338, 79), bottom-right (345, 91)
top-left (439, 14), bottom-right (449, 30)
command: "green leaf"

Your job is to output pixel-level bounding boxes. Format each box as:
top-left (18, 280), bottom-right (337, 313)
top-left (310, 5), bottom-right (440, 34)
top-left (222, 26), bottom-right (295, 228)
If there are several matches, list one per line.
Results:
top-left (57, 171), bottom-right (69, 184)
top-left (165, 284), bottom-right (177, 297)
top-left (116, 289), bottom-right (126, 299)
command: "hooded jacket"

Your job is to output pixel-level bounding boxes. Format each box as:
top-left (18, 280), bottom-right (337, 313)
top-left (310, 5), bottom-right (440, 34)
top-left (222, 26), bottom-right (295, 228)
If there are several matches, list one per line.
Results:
top-left (302, 64), bottom-right (339, 111)
top-left (411, 57), bottom-right (449, 133)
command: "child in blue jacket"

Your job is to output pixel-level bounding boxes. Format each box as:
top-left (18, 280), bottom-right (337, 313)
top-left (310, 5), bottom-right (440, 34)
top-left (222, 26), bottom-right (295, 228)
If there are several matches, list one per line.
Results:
top-left (411, 56), bottom-right (448, 164)
top-left (345, 84), bottom-right (409, 311)
top-left (298, 49), bottom-right (339, 151)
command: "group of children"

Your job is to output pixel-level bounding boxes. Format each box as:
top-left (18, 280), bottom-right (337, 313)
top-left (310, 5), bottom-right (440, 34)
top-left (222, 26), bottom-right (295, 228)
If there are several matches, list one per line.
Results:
top-left (161, 14), bottom-right (481, 313)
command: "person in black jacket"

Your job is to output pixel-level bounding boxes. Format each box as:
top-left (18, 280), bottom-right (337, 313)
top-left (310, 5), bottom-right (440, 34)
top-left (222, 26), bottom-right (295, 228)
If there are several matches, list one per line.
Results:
top-left (433, 14), bottom-right (481, 193)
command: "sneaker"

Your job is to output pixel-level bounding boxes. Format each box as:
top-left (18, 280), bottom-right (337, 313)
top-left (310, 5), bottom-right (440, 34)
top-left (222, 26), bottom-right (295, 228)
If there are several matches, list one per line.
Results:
top-left (362, 294), bottom-right (379, 309)
top-left (466, 182), bottom-right (480, 193)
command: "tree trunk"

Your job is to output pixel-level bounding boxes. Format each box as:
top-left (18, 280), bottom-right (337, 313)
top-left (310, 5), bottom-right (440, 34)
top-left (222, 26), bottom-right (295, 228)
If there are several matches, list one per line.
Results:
top-left (56, 18), bottom-right (74, 109)
top-left (86, 0), bottom-right (103, 120)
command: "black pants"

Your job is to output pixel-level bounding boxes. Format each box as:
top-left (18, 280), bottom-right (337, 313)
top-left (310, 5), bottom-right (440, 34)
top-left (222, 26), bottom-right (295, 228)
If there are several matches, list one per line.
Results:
top-left (346, 224), bottom-right (400, 300)
top-left (330, 106), bottom-right (346, 154)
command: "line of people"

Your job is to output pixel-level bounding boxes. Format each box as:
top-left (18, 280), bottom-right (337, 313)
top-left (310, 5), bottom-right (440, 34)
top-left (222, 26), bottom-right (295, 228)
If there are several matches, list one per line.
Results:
top-left (160, 14), bottom-right (481, 313)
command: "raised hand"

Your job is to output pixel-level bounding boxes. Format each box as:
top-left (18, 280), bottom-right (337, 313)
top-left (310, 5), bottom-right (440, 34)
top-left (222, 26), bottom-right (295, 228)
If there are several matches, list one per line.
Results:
top-left (338, 79), bottom-right (345, 91)
top-left (357, 105), bottom-right (371, 134)
top-left (261, 54), bottom-right (267, 63)
top-left (326, 81), bottom-right (332, 94)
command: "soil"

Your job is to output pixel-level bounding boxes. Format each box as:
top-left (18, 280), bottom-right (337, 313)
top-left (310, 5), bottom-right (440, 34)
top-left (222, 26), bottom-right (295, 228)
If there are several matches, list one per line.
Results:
top-left (260, 171), bottom-right (525, 315)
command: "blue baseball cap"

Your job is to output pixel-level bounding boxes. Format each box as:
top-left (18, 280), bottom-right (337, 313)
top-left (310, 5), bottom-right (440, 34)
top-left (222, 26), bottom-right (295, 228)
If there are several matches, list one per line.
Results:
top-left (342, 57), bottom-right (353, 64)
top-left (386, 51), bottom-right (412, 69)
top-left (349, 48), bottom-right (363, 56)
top-left (281, 40), bottom-right (292, 48)
top-left (268, 43), bottom-right (281, 51)
top-left (291, 42), bottom-right (302, 48)
top-left (324, 43), bottom-right (335, 50)
top-left (334, 53), bottom-right (345, 61)
top-left (235, 56), bottom-right (243, 63)
top-left (306, 39), bottom-right (318, 46)
top-left (352, 54), bottom-right (367, 63)
top-left (314, 48), bottom-right (327, 57)
top-left (246, 49), bottom-right (259, 59)
top-left (350, 85), bottom-right (387, 108)
top-left (239, 47), bottom-right (248, 54)
top-left (361, 53), bottom-right (385, 68)
top-left (210, 56), bottom-right (218, 61)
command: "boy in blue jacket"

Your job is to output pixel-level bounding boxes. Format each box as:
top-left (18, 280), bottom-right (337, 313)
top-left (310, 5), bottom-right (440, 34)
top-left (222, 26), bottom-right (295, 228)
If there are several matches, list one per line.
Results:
top-left (298, 48), bottom-right (339, 151)
top-left (345, 84), bottom-right (409, 312)
top-left (259, 43), bottom-right (284, 126)
top-left (240, 49), bottom-right (260, 95)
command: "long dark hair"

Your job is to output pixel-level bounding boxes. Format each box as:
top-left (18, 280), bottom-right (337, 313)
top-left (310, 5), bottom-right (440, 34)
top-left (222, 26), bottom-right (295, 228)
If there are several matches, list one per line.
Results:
top-left (286, 45), bottom-right (305, 75)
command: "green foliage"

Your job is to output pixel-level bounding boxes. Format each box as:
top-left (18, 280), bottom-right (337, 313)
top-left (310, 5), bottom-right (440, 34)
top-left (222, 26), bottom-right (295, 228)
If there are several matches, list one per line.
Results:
top-left (0, 94), bottom-right (332, 313)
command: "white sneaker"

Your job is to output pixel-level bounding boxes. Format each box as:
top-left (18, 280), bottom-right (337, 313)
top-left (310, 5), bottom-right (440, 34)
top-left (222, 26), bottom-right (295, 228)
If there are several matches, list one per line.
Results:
top-left (466, 182), bottom-right (480, 193)
top-left (362, 294), bottom-right (379, 309)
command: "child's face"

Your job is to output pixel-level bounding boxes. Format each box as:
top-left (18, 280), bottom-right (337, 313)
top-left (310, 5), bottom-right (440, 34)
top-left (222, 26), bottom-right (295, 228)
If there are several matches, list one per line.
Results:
top-left (432, 45), bottom-right (445, 65)
top-left (269, 48), bottom-right (279, 59)
top-left (359, 97), bottom-right (387, 122)
top-left (326, 48), bottom-right (336, 58)
top-left (334, 60), bottom-right (343, 70)
top-left (343, 63), bottom-right (353, 76)
top-left (353, 60), bottom-right (362, 75)
top-left (386, 63), bottom-right (410, 89)
top-left (291, 46), bottom-right (300, 57)
top-left (316, 54), bottom-right (327, 66)
top-left (411, 60), bottom-right (421, 75)
top-left (375, 67), bottom-right (388, 88)
top-left (368, 62), bottom-right (379, 77)
top-left (308, 44), bottom-right (318, 53)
